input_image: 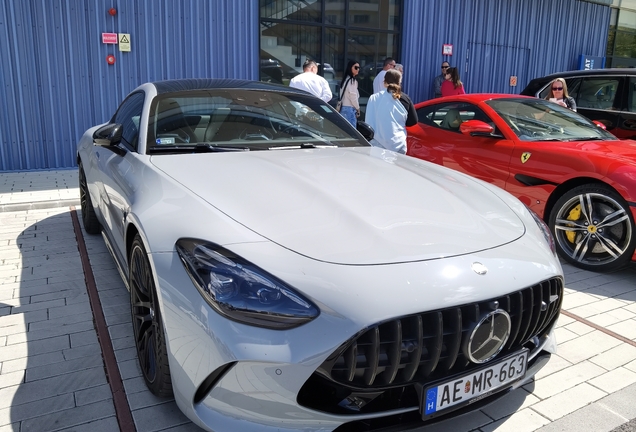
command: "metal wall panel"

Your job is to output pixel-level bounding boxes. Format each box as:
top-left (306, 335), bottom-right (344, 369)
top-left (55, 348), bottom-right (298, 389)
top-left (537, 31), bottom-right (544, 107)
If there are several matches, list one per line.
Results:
top-left (0, 0), bottom-right (259, 171)
top-left (401, 0), bottom-right (611, 104)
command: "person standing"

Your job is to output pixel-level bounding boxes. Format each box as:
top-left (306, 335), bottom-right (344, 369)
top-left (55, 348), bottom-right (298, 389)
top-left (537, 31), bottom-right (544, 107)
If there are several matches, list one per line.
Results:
top-left (544, 78), bottom-right (577, 111)
top-left (433, 61), bottom-right (450, 98)
top-left (289, 59), bottom-right (333, 102)
top-left (441, 67), bottom-right (466, 97)
top-left (365, 69), bottom-right (418, 154)
top-left (373, 57), bottom-right (397, 94)
top-left (339, 60), bottom-right (361, 126)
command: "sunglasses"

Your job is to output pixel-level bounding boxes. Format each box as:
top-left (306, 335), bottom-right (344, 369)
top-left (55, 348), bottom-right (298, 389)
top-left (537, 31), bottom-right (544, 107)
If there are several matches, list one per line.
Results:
top-left (353, 66), bottom-right (360, 70)
top-left (552, 87), bottom-right (563, 91)
top-left (441, 66), bottom-right (449, 69)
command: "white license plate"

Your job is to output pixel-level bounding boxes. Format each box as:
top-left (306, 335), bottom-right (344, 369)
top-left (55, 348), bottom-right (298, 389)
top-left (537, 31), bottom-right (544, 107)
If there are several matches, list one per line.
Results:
top-left (422, 349), bottom-right (528, 418)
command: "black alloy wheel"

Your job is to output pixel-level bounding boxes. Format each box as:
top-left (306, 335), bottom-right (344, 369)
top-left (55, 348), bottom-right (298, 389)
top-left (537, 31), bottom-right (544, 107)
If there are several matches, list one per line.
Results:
top-left (549, 184), bottom-right (636, 272)
top-left (78, 164), bottom-right (101, 234)
top-left (129, 235), bottom-right (173, 397)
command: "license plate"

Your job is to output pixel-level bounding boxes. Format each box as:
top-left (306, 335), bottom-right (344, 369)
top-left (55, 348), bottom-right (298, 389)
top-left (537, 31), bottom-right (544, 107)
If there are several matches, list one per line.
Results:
top-left (422, 349), bottom-right (528, 418)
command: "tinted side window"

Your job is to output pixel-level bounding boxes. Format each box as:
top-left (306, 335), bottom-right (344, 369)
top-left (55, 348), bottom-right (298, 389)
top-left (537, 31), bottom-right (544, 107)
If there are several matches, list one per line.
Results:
top-left (538, 78), bottom-right (581, 99)
top-left (576, 77), bottom-right (621, 110)
top-left (114, 92), bottom-right (145, 150)
top-left (628, 78), bottom-right (636, 113)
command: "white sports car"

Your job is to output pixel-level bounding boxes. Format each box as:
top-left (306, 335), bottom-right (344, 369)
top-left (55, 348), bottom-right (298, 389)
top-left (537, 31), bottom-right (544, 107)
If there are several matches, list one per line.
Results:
top-left (77, 79), bottom-right (564, 432)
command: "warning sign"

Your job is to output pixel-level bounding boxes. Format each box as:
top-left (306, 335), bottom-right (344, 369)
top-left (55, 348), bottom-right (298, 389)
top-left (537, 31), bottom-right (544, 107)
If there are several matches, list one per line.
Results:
top-left (102, 33), bottom-right (118, 44)
top-left (118, 33), bottom-right (131, 52)
top-left (510, 76), bottom-right (518, 87)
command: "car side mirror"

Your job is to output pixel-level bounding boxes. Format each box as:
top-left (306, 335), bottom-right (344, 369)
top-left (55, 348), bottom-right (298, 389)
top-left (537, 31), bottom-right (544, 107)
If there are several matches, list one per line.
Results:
top-left (592, 120), bottom-right (607, 130)
top-left (356, 121), bottom-right (374, 142)
top-left (93, 123), bottom-right (123, 146)
top-left (460, 120), bottom-right (502, 138)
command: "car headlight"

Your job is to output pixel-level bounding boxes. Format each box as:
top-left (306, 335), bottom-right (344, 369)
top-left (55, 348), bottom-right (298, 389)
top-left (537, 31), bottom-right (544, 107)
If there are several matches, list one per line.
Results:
top-left (527, 208), bottom-right (557, 256)
top-left (176, 238), bottom-right (319, 329)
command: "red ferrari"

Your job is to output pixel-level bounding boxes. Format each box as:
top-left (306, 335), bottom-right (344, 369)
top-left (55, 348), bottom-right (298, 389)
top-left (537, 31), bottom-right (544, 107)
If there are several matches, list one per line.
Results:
top-left (406, 94), bottom-right (636, 272)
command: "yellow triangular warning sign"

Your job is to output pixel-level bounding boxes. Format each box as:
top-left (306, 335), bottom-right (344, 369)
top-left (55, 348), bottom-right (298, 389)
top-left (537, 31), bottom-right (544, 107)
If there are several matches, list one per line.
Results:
top-left (120, 35), bottom-right (129, 43)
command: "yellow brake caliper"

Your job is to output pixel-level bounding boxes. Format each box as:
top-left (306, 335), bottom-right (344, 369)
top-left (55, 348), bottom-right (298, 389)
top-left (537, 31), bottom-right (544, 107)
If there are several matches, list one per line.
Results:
top-left (566, 204), bottom-right (581, 243)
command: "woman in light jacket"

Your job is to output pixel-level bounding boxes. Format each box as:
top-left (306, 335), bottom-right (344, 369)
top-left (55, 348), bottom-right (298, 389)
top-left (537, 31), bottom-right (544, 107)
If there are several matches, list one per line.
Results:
top-left (365, 69), bottom-right (418, 154)
top-left (339, 60), bottom-right (361, 126)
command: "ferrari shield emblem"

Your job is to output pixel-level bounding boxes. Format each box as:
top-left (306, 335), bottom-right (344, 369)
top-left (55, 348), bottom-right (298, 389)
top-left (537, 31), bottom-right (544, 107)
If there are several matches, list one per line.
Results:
top-left (521, 152), bottom-right (531, 163)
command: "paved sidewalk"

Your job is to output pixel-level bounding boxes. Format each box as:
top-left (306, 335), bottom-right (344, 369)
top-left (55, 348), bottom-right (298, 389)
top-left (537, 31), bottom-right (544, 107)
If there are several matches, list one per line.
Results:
top-left (1, 169), bottom-right (636, 432)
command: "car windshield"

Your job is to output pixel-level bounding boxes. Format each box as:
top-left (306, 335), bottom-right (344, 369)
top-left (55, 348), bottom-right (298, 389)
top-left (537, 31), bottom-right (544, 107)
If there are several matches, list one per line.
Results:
top-left (486, 98), bottom-right (617, 142)
top-left (147, 89), bottom-right (368, 152)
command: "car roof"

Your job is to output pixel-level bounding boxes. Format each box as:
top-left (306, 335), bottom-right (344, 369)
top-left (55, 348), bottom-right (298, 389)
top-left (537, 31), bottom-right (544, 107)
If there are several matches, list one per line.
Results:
top-left (416, 93), bottom-right (534, 106)
top-left (148, 78), bottom-right (310, 96)
top-left (520, 68), bottom-right (636, 95)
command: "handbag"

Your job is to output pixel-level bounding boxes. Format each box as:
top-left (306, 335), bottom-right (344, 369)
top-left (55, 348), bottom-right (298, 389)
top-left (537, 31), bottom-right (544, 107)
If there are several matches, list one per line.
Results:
top-left (336, 78), bottom-right (350, 112)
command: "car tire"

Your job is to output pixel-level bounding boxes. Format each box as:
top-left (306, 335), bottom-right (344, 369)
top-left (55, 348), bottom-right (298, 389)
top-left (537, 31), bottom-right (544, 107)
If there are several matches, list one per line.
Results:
top-left (129, 234), bottom-right (173, 397)
top-left (549, 184), bottom-right (636, 272)
top-left (79, 164), bottom-right (101, 235)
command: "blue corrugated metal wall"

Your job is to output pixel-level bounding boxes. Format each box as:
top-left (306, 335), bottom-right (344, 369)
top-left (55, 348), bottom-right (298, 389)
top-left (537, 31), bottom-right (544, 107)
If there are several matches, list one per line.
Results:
top-left (402, 0), bottom-right (610, 104)
top-left (0, 0), bottom-right (259, 171)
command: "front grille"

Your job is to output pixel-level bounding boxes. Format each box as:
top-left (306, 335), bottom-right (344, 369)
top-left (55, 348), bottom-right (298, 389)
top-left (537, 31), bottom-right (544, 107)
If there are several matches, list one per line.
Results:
top-left (319, 277), bottom-right (563, 390)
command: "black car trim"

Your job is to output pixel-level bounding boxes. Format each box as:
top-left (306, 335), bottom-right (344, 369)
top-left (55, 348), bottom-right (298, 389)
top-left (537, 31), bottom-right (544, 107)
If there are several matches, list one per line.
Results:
top-left (514, 174), bottom-right (559, 187)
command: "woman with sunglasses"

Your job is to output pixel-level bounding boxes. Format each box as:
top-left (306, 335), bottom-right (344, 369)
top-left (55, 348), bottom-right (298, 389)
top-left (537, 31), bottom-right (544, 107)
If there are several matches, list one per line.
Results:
top-left (545, 78), bottom-right (577, 111)
top-left (338, 60), bottom-right (361, 126)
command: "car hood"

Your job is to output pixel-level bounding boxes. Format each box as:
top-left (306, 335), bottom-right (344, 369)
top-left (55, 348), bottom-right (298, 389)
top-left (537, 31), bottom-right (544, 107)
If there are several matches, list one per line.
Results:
top-left (151, 147), bottom-right (525, 265)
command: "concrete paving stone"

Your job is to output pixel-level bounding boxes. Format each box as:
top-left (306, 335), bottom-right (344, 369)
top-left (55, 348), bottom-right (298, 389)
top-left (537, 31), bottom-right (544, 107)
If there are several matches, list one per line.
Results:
top-left (97, 285), bottom-right (129, 298)
top-left (126, 389), bottom-right (174, 410)
top-left (65, 292), bottom-right (90, 306)
top-left (55, 416), bottom-right (120, 432)
top-left (15, 279), bottom-right (86, 297)
top-left (118, 358), bottom-right (142, 380)
top-left (8, 320), bottom-right (95, 345)
top-left (0, 321), bottom-right (26, 337)
top-left (0, 334), bottom-right (69, 362)
top-left (114, 346), bottom-right (138, 363)
top-left (0, 369), bottom-right (24, 388)
top-left (534, 401), bottom-right (626, 432)
top-left (528, 360), bottom-right (606, 399)
top-left (19, 399), bottom-right (116, 432)
top-left (587, 308), bottom-right (636, 328)
top-left (10, 298), bottom-right (66, 314)
top-left (133, 401), bottom-right (196, 432)
top-left (98, 293), bottom-right (131, 309)
top-left (553, 326), bottom-right (579, 344)
top-left (563, 292), bottom-right (598, 310)
top-left (410, 410), bottom-right (493, 431)
top-left (589, 367), bottom-right (636, 393)
top-left (556, 329), bottom-right (623, 364)
top-left (531, 382), bottom-right (607, 421)
top-left (112, 335), bottom-right (135, 351)
top-left (48, 302), bottom-right (92, 319)
top-left (1, 297), bottom-right (24, 308)
top-left (0, 350), bottom-right (65, 374)
top-left (62, 343), bottom-right (102, 361)
top-left (606, 319), bottom-right (636, 340)
top-left (624, 303), bottom-right (636, 314)
top-left (74, 383), bottom-right (113, 407)
top-left (563, 320), bottom-right (595, 336)
top-left (626, 359), bottom-right (636, 374)
top-left (69, 330), bottom-right (99, 348)
top-left (0, 422), bottom-right (19, 432)
top-left (0, 307), bottom-right (9, 318)
top-left (589, 344), bottom-right (636, 371)
top-left (105, 311), bottom-right (131, 327)
top-left (155, 423), bottom-right (202, 432)
top-left (28, 311), bottom-right (94, 331)
top-left (0, 335), bottom-right (5, 346)
top-left (0, 393), bottom-right (75, 426)
top-left (123, 376), bottom-right (152, 395)
top-left (596, 382), bottom-right (636, 420)
top-left (479, 387), bottom-right (539, 421)
top-left (567, 297), bottom-right (631, 318)
top-left (47, 272), bottom-right (86, 285)
top-left (25, 354), bottom-right (103, 382)
top-left (480, 407), bottom-right (550, 432)
top-left (108, 322), bottom-right (133, 340)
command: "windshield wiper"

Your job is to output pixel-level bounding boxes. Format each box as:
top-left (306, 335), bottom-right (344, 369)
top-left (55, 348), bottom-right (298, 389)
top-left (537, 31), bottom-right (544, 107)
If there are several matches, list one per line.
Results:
top-left (269, 142), bottom-right (338, 150)
top-left (563, 137), bottom-right (604, 142)
top-left (149, 143), bottom-right (250, 154)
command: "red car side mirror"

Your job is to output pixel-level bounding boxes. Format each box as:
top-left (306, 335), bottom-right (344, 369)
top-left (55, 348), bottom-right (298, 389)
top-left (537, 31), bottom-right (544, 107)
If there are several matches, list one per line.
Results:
top-left (592, 120), bottom-right (607, 130)
top-left (460, 120), bottom-right (495, 136)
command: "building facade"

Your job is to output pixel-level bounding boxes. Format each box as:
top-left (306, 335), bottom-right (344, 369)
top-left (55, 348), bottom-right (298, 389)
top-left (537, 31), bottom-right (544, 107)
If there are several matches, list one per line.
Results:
top-left (0, 0), bottom-right (627, 171)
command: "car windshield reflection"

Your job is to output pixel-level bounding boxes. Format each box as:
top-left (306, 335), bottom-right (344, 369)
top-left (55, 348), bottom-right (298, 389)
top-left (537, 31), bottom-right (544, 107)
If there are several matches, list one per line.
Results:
top-left (147, 90), bottom-right (367, 153)
top-left (486, 98), bottom-right (617, 142)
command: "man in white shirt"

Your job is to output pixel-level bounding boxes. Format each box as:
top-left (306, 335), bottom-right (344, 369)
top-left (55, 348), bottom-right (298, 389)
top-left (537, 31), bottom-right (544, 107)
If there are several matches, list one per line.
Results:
top-left (289, 60), bottom-right (332, 102)
top-left (372, 57), bottom-right (396, 94)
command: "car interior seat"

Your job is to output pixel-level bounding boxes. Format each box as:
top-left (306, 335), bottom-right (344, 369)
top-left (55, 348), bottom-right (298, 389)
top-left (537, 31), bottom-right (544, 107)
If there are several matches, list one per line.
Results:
top-left (155, 99), bottom-right (197, 143)
top-left (440, 109), bottom-right (462, 131)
